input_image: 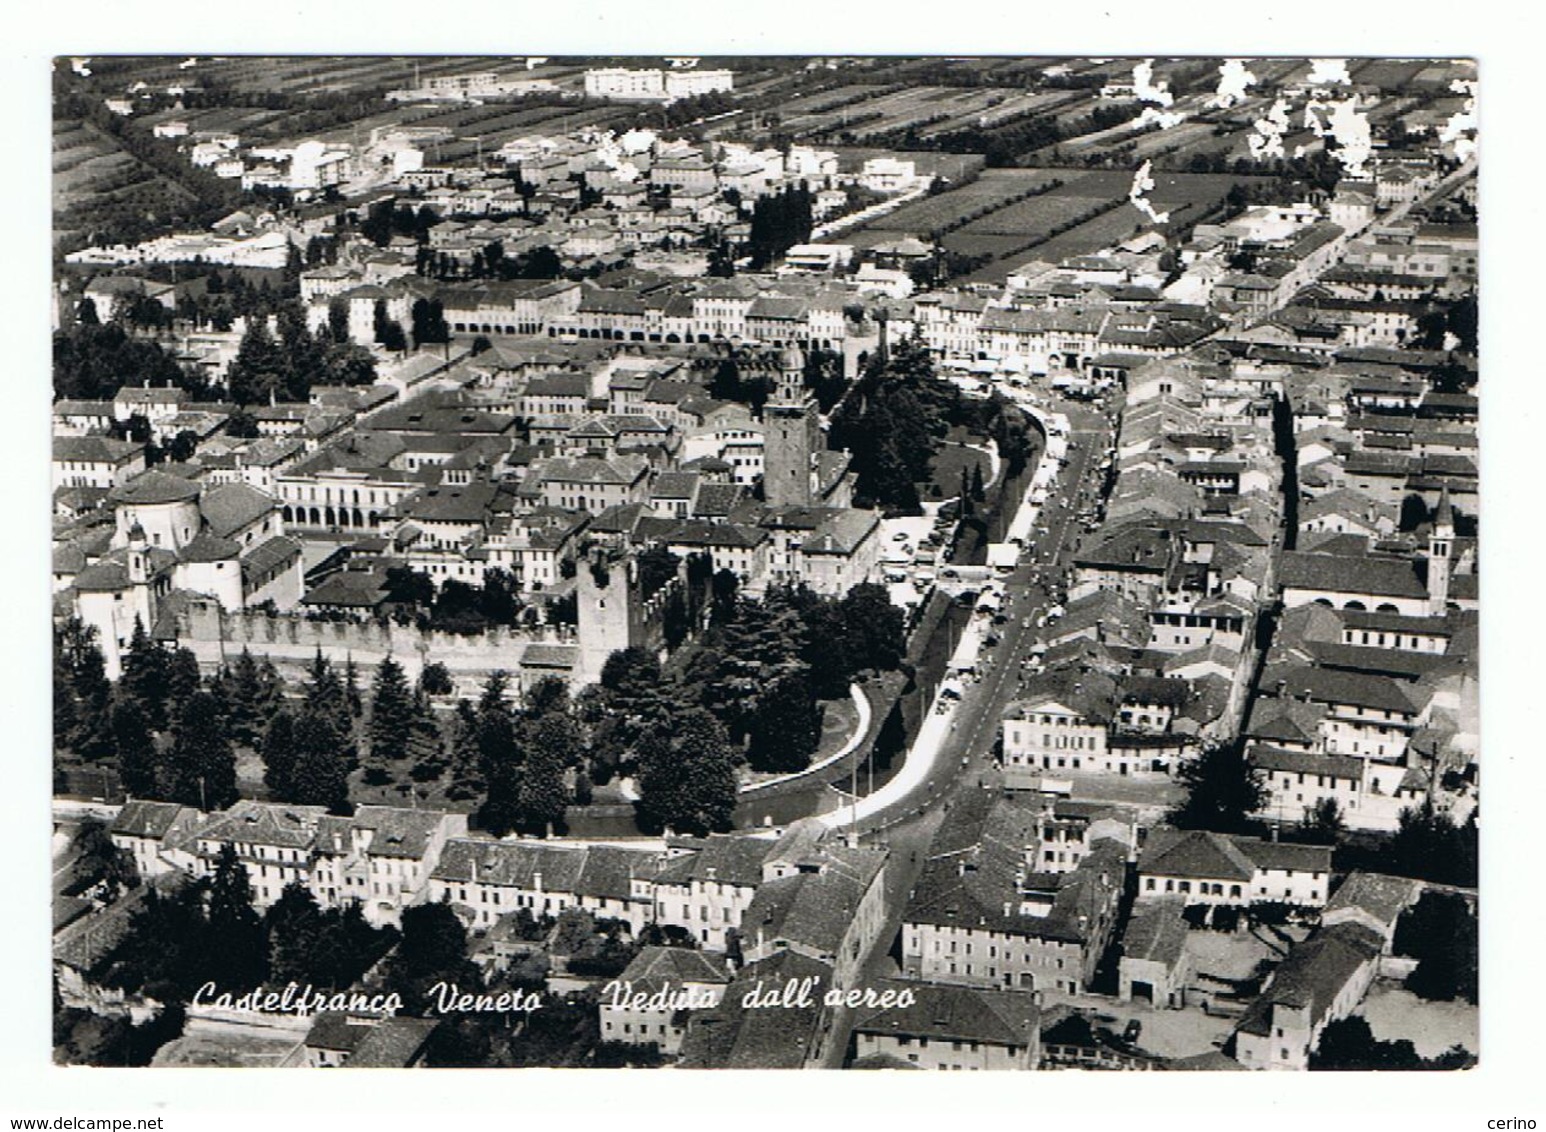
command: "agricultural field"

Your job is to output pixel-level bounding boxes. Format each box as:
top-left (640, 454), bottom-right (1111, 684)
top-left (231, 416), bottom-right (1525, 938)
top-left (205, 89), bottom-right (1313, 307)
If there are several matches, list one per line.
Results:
top-left (956, 188), bottom-right (1111, 237)
top-left (852, 168), bottom-right (1066, 236)
top-left (1349, 59), bottom-right (1436, 92)
top-left (924, 167), bottom-right (1278, 282)
top-left (53, 118), bottom-right (199, 250)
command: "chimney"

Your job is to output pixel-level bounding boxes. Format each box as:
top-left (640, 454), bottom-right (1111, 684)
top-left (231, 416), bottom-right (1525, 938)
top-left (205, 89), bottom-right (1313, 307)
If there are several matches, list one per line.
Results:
top-left (533, 870), bottom-right (543, 892)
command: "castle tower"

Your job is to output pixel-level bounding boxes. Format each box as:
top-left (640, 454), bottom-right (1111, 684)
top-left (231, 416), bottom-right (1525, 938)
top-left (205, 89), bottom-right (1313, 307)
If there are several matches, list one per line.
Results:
top-left (1426, 487), bottom-right (1454, 615)
top-left (576, 546), bottom-right (646, 685)
top-left (763, 344), bottom-right (818, 508)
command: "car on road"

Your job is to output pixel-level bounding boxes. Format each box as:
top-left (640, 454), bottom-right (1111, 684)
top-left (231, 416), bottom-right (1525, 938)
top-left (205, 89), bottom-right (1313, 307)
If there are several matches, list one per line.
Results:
top-left (892, 531), bottom-right (910, 542)
top-left (1123, 1020), bottom-right (1142, 1044)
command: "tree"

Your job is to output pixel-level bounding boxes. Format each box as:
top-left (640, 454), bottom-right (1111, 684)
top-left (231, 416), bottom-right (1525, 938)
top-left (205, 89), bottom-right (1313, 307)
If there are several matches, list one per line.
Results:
top-left (165, 692), bottom-right (237, 810)
top-left (1170, 740), bottom-right (1267, 835)
top-left (447, 699), bottom-right (485, 800)
top-left (71, 818), bottom-right (139, 902)
top-left (288, 708), bottom-right (351, 813)
top-left (327, 298), bottom-right (350, 344)
top-left (476, 672), bottom-right (524, 837)
top-left (98, 882), bottom-right (211, 1003)
top-left (226, 317), bottom-right (285, 406)
top-left (839, 582), bottom-right (906, 674)
top-left (205, 844), bottom-right (267, 992)
top-left (120, 620), bottom-right (171, 732)
top-left (636, 545), bottom-right (681, 602)
top-left (747, 670), bottom-right (823, 774)
top-left (410, 298), bottom-right (450, 349)
top-left (225, 648), bottom-right (283, 747)
top-left (1398, 493), bottom-right (1430, 532)
top-left (384, 901), bottom-right (483, 1014)
top-left (303, 650), bottom-right (352, 739)
top-left (263, 882), bottom-right (325, 988)
top-left (419, 662), bottom-right (454, 697)
top-left (1298, 797), bottom-right (1345, 845)
top-left (1307, 1017), bottom-right (1475, 1071)
top-left (1375, 802), bottom-right (1478, 887)
top-left (344, 658), bottom-right (364, 719)
top-left (367, 656), bottom-right (416, 765)
top-left (112, 699), bottom-right (159, 799)
top-left (635, 706), bottom-right (738, 837)
top-left (275, 302), bottom-right (324, 403)
top-left (524, 675), bottom-right (571, 722)
top-left (1393, 891), bottom-right (1478, 1004)
top-left (164, 647), bottom-right (203, 722)
top-left (373, 299), bottom-right (407, 353)
top-left (515, 712), bottom-right (574, 836)
top-left (261, 710), bottom-right (298, 800)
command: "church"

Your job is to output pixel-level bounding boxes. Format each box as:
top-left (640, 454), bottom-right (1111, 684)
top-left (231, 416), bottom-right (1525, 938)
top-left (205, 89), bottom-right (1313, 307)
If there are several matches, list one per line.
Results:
top-left (54, 469), bottom-right (304, 677)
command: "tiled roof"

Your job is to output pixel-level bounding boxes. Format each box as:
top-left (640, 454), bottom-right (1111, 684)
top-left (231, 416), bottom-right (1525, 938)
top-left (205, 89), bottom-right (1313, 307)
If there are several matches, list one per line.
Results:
top-left (854, 981), bottom-right (1040, 1048)
top-left (108, 470), bottom-right (200, 506)
top-left (54, 436), bottom-right (143, 464)
top-left (1138, 829), bottom-right (1257, 883)
top-left (200, 483), bottom-right (276, 539)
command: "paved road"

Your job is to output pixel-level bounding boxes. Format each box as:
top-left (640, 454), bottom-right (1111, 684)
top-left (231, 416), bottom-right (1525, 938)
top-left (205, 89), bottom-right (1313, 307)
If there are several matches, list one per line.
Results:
top-left (842, 394), bottom-right (1112, 841)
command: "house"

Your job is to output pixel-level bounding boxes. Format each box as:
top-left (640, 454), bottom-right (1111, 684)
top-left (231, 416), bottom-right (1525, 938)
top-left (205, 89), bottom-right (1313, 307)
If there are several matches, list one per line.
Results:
top-left (1247, 744), bottom-right (1428, 834)
top-left (428, 839), bottom-right (662, 935)
top-left (739, 825), bottom-right (888, 987)
top-left (597, 947), bottom-right (731, 1055)
top-left (1136, 829), bottom-right (1332, 908)
top-left (53, 436), bottom-right (147, 491)
top-left (1319, 871), bottom-right (1420, 952)
top-left (900, 793), bottom-right (1125, 995)
top-left (114, 384), bottom-right (188, 426)
top-left (1000, 670), bottom-right (1118, 787)
top-left (1117, 900), bottom-right (1193, 1009)
top-left (109, 799), bottom-right (202, 880)
top-left (533, 455), bottom-right (651, 513)
top-left (677, 950), bottom-right (831, 1069)
top-left (851, 982), bottom-right (1041, 1070)
top-left (1232, 922), bottom-right (1385, 1070)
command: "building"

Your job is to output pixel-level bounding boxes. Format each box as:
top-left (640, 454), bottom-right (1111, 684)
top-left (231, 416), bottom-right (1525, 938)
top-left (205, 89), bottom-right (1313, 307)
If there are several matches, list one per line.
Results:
top-left (1117, 900), bottom-right (1193, 1009)
top-left (1136, 829), bottom-right (1332, 908)
top-left (900, 793), bottom-right (1125, 995)
top-left (598, 947), bottom-right (731, 1055)
top-left (763, 345), bottom-right (819, 508)
top-left (851, 982), bottom-right (1041, 1070)
top-left (1232, 922), bottom-right (1384, 1070)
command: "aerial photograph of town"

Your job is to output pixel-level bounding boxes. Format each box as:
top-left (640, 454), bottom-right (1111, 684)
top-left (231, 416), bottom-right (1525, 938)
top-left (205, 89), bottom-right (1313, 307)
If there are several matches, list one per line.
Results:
top-left (46, 52), bottom-right (1480, 1075)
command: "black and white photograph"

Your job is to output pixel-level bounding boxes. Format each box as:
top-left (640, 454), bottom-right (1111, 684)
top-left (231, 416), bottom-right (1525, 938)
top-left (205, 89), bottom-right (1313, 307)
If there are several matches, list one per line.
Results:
top-left (41, 49), bottom-right (1484, 1075)
top-left (6, 3), bottom-right (1533, 1118)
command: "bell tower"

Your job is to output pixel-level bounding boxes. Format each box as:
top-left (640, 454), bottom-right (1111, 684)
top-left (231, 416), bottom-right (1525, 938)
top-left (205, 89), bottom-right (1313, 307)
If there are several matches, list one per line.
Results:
top-left (763, 344), bottom-right (818, 507)
top-left (1426, 487), bottom-right (1454, 615)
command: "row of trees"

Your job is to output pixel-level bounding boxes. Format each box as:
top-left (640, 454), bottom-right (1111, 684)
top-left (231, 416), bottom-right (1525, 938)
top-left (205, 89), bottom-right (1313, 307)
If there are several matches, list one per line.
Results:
top-left (97, 847), bottom-right (397, 1003)
top-left (745, 183), bottom-right (814, 269)
top-left (54, 303), bottom-right (202, 403)
top-left (828, 332), bottom-right (961, 513)
top-left (576, 579), bottom-right (905, 831)
top-left (225, 300), bottom-right (377, 405)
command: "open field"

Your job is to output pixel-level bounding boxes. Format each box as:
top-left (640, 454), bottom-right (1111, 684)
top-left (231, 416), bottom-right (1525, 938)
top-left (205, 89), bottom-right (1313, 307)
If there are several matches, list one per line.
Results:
top-left (846, 165), bottom-right (1272, 280)
top-left (853, 168), bottom-right (1067, 236)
